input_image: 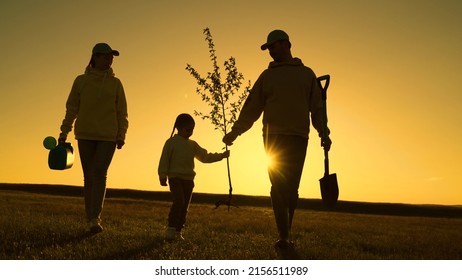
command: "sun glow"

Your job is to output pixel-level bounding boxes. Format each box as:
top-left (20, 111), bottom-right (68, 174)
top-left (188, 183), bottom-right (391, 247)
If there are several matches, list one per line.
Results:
top-left (265, 153), bottom-right (273, 168)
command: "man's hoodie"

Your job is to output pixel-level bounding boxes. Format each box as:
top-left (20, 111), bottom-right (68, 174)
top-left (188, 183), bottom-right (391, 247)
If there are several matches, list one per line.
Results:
top-left (60, 67), bottom-right (128, 142)
top-left (231, 58), bottom-right (326, 139)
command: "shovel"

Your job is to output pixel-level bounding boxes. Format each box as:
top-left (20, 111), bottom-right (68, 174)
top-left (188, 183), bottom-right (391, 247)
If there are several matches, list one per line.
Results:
top-left (317, 75), bottom-right (339, 209)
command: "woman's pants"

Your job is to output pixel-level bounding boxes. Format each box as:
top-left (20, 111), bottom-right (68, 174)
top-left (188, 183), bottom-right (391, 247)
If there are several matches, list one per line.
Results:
top-left (167, 177), bottom-right (194, 231)
top-left (264, 134), bottom-right (308, 240)
top-left (78, 140), bottom-right (116, 222)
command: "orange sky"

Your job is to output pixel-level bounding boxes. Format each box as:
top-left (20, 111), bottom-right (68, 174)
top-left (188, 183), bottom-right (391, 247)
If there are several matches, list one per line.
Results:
top-left (1, 0), bottom-right (461, 205)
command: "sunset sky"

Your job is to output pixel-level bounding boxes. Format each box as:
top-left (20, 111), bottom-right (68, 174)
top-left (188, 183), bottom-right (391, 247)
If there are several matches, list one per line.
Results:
top-left (1, 0), bottom-right (461, 205)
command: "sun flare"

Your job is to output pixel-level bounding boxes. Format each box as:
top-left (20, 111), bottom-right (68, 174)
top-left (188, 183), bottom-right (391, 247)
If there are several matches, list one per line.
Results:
top-left (265, 153), bottom-right (274, 168)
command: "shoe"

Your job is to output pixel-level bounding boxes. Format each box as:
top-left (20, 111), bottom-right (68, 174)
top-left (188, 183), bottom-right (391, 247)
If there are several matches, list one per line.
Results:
top-left (274, 239), bottom-right (294, 250)
top-left (165, 227), bottom-right (176, 240)
top-left (165, 227), bottom-right (184, 241)
top-left (274, 239), bottom-right (301, 260)
top-left (176, 231), bottom-right (185, 241)
top-left (86, 219), bottom-right (103, 234)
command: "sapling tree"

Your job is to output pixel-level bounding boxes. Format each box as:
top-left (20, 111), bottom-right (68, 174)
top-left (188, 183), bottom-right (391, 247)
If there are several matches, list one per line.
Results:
top-left (186, 27), bottom-right (251, 211)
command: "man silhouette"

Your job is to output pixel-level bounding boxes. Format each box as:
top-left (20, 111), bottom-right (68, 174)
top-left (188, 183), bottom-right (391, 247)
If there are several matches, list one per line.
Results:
top-left (223, 30), bottom-right (331, 249)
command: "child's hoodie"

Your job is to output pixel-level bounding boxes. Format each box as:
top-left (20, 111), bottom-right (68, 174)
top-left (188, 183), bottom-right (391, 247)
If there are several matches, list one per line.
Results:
top-left (158, 135), bottom-right (224, 181)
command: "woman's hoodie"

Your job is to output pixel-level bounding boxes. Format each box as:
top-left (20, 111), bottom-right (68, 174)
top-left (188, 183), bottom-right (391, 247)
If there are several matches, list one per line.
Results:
top-left (60, 67), bottom-right (128, 142)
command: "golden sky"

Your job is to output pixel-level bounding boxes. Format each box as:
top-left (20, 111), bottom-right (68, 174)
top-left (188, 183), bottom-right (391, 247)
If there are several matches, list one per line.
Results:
top-left (1, 0), bottom-right (461, 205)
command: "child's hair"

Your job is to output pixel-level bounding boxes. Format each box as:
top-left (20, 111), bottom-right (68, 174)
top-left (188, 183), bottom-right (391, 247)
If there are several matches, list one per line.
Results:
top-left (171, 113), bottom-right (195, 137)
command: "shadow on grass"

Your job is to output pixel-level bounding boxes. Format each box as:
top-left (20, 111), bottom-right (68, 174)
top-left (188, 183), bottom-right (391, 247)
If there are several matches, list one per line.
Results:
top-left (17, 230), bottom-right (100, 259)
top-left (276, 246), bottom-right (302, 260)
top-left (99, 236), bottom-right (166, 260)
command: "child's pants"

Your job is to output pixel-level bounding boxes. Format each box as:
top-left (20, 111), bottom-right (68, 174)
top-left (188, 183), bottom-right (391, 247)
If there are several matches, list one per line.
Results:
top-left (168, 177), bottom-right (194, 231)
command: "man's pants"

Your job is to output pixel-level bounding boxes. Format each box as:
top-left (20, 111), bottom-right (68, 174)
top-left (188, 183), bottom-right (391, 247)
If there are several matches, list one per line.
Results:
top-left (78, 140), bottom-right (116, 221)
top-left (264, 134), bottom-right (308, 240)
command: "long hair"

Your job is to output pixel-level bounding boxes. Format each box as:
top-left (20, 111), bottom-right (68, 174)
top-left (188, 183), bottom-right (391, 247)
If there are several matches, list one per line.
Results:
top-left (88, 54), bottom-right (96, 68)
top-left (170, 113), bottom-right (195, 137)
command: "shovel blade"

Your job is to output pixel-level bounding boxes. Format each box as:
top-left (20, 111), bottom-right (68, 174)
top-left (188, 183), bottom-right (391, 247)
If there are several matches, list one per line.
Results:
top-left (319, 173), bottom-right (339, 209)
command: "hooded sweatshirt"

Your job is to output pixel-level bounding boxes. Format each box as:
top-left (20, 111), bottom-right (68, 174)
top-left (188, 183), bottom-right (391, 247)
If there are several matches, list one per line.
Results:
top-left (231, 58), bottom-right (326, 139)
top-left (158, 135), bottom-right (225, 181)
top-left (60, 67), bottom-right (128, 142)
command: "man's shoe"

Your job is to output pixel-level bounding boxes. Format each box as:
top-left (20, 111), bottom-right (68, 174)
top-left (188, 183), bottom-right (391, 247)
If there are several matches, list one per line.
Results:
top-left (274, 239), bottom-right (294, 250)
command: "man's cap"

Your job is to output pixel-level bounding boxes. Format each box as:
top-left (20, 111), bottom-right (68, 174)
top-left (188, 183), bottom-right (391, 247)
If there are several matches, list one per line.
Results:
top-left (261, 30), bottom-right (290, 50)
top-left (92, 43), bottom-right (119, 56)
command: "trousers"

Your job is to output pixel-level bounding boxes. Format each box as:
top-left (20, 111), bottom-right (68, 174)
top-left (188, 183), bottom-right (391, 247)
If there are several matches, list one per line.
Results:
top-left (168, 177), bottom-right (194, 231)
top-left (78, 140), bottom-right (116, 221)
top-left (264, 134), bottom-right (308, 240)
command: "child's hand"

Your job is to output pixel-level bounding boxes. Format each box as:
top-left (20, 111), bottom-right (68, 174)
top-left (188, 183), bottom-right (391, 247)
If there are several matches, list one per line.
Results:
top-left (222, 150), bottom-right (230, 158)
top-left (160, 177), bottom-right (168, 186)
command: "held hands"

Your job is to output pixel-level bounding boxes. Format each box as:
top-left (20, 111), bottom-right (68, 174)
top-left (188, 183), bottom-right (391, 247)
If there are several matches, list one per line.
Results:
top-left (222, 130), bottom-right (239, 146)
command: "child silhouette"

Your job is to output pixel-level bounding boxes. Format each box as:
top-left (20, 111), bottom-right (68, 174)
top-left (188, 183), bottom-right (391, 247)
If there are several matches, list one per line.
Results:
top-left (158, 113), bottom-right (229, 240)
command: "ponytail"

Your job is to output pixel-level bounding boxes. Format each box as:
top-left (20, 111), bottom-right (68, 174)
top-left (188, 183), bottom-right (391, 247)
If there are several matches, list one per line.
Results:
top-left (170, 113), bottom-right (195, 137)
top-left (170, 124), bottom-right (176, 138)
top-left (88, 55), bottom-right (96, 68)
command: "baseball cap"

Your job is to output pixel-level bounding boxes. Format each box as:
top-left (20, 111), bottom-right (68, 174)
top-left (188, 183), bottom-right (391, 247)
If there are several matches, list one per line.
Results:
top-left (92, 43), bottom-right (119, 56)
top-left (261, 30), bottom-right (290, 50)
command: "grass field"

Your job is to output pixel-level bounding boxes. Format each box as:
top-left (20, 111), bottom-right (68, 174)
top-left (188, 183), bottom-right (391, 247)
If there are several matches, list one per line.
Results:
top-left (1, 184), bottom-right (461, 260)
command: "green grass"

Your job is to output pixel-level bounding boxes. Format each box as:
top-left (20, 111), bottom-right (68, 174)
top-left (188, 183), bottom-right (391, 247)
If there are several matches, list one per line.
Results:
top-left (1, 186), bottom-right (461, 260)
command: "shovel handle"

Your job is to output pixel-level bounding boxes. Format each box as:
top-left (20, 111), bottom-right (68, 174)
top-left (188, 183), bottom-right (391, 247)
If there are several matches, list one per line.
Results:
top-left (317, 75), bottom-right (330, 90)
top-left (317, 74), bottom-right (331, 176)
top-left (324, 149), bottom-right (329, 176)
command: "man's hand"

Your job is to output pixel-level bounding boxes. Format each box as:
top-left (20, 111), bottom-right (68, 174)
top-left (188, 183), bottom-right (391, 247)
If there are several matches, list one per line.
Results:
top-left (117, 140), bottom-right (125, 149)
top-left (222, 130), bottom-right (239, 146)
top-left (321, 136), bottom-right (332, 152)
top-left (160, 177), bottom-right (168, 186)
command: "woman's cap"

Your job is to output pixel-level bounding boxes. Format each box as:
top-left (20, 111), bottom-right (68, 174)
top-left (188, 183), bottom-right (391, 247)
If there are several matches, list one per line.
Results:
top-left (261, 30), bottom-right (290, 50)
top-left (92, 43), bottom-right (119, 56)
